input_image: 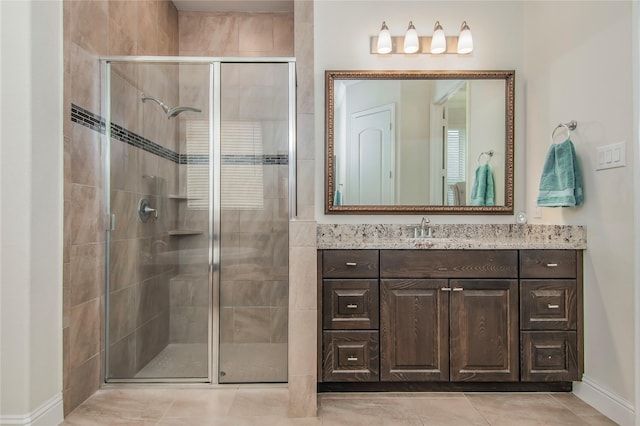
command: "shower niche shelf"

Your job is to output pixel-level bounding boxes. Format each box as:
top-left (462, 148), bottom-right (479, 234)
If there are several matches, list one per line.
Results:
top-left (168, 229), bottom-right (205, 236)
top-left (167, 194), bottom-right (199, 200)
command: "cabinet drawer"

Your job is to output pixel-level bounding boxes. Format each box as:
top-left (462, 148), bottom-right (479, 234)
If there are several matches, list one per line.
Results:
top-left (521, 280), bottom-right (577, 330)
top-left (323, 280), bottom-right (379, 330)
top-left (322, 331), bottom-right (379, 382)
top-left (520, 250), bottom-right (576, 279)
top-left (323, 250), bottom-right (379, 278)
top-left (521, 331), bottom-right (578, 381)
top-left (380, 250), bottom-right (518, 279)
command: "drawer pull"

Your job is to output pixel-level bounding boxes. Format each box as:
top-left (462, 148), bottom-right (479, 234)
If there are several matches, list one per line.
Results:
top-left (546, 263), bottom-right (559, 267)
top-left (548, 355), bottom-right (553, 359)
top-left (346, 304), bottom-right (358, 309)
top-left (345, 262), bottom-right (358, 266)
top-left (347, 356), bottom-right (358, 361)
top-left (548, 304), bottom-right (560, 309)
top-left (441, 287), bottom-right (452, 292)
top-left (452, 287), bottom-right (464, 291)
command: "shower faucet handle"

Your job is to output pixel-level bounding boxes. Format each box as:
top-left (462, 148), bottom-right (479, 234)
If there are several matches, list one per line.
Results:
top-left (138, 198), bottom-right (158, 222)
top-left (144, 205), bottom-right (158, 219)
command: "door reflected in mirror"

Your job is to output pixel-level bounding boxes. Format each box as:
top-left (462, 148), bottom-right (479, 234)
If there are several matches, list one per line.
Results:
top-left (325, 70), bottom-right (514, 214)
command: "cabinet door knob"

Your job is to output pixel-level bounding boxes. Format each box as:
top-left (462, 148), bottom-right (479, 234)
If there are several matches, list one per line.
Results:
top-left (441, 287), bottom-right (452, 292)
top-left (546, 263), bottom-right (558, 267)
top-left (345, 262), bottom-right (357, 266)
top-left (452, 287), bottom-right (464, 291)
top-left (347, 356), bottom-right (358, 361)
top-left (548, 304), bottom-right (560, 309)
top-left (346, 304), bottom-right (358, 309)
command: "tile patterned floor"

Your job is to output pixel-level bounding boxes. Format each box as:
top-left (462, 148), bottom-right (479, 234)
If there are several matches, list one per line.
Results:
top-left (61, 387), bottom-right (619, 426)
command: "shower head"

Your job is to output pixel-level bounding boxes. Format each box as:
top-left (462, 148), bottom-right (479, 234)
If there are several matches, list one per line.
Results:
top-left (141, 93), bottom-right (170, 114)
top-left (140, 93), bottom-right (201, 119)
top-left (167, 106), bottom-right (202, 118)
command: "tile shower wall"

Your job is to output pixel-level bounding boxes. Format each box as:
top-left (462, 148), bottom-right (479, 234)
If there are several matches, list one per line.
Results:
top-left (107, 62), bottom-right (181, 379)
top-left (177, 10), bottom-right (294, 383)
top-left (63, 0), bottom-right (179, 415)
top-left (218, 63), bottom-right (290, 382)
top-left (179, 11), bottom-right (294, 57)
top-left (170, 63), bottom-right (211, 345)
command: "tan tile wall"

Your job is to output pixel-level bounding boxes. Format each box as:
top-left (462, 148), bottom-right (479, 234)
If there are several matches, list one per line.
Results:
top-left (289, 0), bottom-right (317, 418)
top-left (63, 0), bottom-right (179, 416)
top-left (176, 11), bottom-right (295, 380)
top-left (178, 11), bottom-right (294, 57)
top-left (107, 62), bottom-right (183, 379)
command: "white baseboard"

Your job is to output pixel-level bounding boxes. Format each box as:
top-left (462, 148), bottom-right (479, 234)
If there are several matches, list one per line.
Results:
top-left (0, 393), bottom-right (64, 426)
top-left (573, 376), bottom-right (635, 425)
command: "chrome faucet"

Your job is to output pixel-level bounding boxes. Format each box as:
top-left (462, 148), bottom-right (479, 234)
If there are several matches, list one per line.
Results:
top-left (413, 216), bottom-right (433, 238)
top-left (420, 217), bottom-right (432, 238)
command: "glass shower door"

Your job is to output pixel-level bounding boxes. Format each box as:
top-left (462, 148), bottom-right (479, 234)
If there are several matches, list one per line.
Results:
top-left (218, 62), bottom-right (290, 383)
top-left (105, 60), bottom-right (212, 381)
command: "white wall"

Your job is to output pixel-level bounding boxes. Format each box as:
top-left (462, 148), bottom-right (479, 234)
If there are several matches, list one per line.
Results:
top-left (522, 2), bottom-right (635, 424)
top-left (398, 81), bottom-right (431, 205)
top-left (467, 79), bottom-right (505, 205)
top-left (0, 1), bottom-right (64, 424)
top-left (314, 0), bottom-right (525, 224)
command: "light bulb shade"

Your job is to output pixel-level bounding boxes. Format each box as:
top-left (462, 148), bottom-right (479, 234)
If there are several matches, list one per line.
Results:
top-left (403, 21), bottom-right (419, 54)
top-left (457, 21), bottom-right (473, 54)
top-left (377, 21), bottom-right (392, 54)
top-left (430, 21), bottom-right (446, 54)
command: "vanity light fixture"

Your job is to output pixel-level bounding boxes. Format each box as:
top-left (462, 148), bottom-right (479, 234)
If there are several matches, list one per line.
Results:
top-left (377, 21), bottom-right (392, 54)
top-left (430, 21), bottom-right (446, 54)
top-left (403, 21), bottom-right (419, 54)
top-left (371, 20), bottom-right (474, 55)
top-left (457, 21), bottom-right (473, 54)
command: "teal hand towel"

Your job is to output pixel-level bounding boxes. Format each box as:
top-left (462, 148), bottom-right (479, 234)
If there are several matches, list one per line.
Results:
top-left (537, 139), bottom-right (583, 207)
top-left (470, 164), bottom-right (495, 206)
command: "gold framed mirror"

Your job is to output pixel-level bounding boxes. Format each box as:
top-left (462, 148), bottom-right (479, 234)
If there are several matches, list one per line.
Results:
top-left (325, 70), bottom-right (514, 214)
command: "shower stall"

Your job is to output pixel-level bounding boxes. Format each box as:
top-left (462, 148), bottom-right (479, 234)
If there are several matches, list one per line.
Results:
top-left (102, 58), bottom-right (295, 383)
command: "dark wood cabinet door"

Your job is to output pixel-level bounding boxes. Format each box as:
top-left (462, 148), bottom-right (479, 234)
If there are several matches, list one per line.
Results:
top-left (323, 279), bottom-right (379, 330)
top-left (380, 250), bottom-right (518, 279)
top-left (323, 331), bottom-right (379, 382)
top-left (380, 279), bottom-right (449, 381)
top-left (520, 280), bottom-right (577, 330)
top-left (521, 331), bottom-right (578, 381)
top-left (520, 250), bottom-right (577, 279)
top-left (450, 279), bottom-right (519, 382)
top-left (323, 250), bottom-right (379, 278)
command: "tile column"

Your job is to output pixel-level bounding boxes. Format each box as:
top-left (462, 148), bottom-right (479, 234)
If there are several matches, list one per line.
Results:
top-left (289, 0), bottom-right (317, 418)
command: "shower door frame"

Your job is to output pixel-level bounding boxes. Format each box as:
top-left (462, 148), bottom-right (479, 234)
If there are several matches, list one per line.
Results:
top-left (101, 57), bottom-right (297, 384)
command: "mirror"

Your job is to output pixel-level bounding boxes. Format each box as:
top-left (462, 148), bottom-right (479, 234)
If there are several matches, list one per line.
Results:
top-left (325, 70), bottom-right (514, 214)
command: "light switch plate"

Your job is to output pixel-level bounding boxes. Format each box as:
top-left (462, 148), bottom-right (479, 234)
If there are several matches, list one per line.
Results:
top-left (596, 141), bottom-right (626, 170)
top-left (532, 206), bottom-right (542, 219)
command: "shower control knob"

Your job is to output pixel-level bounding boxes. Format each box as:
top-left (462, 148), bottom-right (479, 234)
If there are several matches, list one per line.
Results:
top-left (137, 198), bottom-right (158, 222)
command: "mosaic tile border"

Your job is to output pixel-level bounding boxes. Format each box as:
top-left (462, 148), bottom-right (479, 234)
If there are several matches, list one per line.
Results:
top-left (71, 104), bottom-right (288, 166)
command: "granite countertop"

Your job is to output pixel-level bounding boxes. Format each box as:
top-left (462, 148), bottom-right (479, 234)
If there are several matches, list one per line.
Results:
top-left (317, 224), bottom-right (587, 250)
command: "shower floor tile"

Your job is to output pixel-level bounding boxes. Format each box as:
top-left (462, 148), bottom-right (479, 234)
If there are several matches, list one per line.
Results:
top-left (219, 343), bottom-right (287, 383)
top-left (135, 343), bottom-right (208, 379)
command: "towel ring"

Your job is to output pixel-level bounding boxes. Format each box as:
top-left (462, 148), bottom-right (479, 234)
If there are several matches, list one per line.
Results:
top-left (551, 120), bottom-right (577, 144)
top-left (477, 150), bottom-right (494, 165)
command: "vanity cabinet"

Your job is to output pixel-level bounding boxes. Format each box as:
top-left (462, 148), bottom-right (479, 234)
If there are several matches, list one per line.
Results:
top-left (520, 250), bottom-right (581, 382)
top-left (319, 249), bottom-right (583, 388)
top-left (380, 251), bottom-right (519, 383)
top-left (321, 250), bottom-right (380, 381)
